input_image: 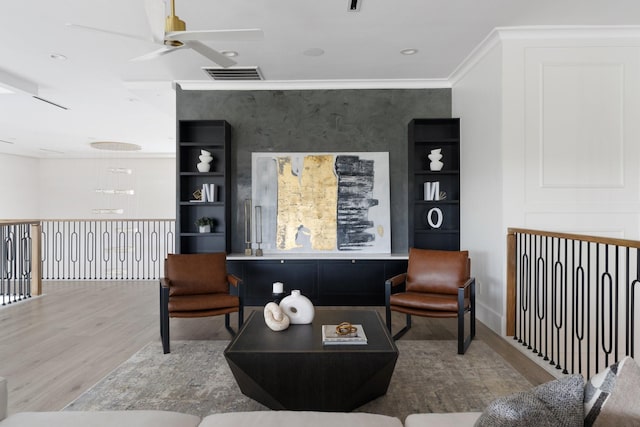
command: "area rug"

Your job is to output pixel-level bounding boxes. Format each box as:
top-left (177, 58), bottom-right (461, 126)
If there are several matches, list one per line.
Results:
top-left (65, 340), bottom-right (532, 421)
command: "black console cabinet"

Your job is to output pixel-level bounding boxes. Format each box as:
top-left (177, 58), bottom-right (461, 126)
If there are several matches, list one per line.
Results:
top-left (227, 257), bottom-right (408, 306)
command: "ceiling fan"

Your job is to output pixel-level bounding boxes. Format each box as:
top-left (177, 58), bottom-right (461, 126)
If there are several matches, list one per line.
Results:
top-left (67, 0), bottom-right (263, 67)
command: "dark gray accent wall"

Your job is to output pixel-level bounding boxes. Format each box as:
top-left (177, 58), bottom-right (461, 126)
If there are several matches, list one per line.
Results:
top-left (176, 87), bottom-right (451, 253)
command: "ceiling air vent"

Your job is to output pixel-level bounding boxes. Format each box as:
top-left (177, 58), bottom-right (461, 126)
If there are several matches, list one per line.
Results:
top-left (203, 67), bottom-right (264, 81)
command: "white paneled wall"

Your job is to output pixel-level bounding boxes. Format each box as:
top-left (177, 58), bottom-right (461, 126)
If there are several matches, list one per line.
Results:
top-left (523, 45), bottom-right (640, 238)
top-left (453, 27), bottom-right (640, 334)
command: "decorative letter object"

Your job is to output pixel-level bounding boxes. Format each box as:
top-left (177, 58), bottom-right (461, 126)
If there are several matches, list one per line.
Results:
top-left (426, 207), bottom-right (443, 229)
top-left (279, 290), bottom-right (315, 324)
top-left (264, 302), bottom-right (290, 331)
top-left (202, 184), bottom-right (216, 202)
top-left (428, 148), bottom-right (444, 171)
top-left (424, 181), bottom-right (440, 201)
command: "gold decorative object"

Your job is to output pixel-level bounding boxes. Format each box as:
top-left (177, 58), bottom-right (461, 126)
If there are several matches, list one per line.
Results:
top-left (335, 322), bottom-right (358, 336)
top-left (192, 189), bottom-right (202, 200)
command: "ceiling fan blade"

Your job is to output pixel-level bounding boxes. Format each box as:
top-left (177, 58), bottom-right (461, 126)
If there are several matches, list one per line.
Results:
top-left (166, 28), bottom-right (264, 43)
top-left (65, 23), bottom-right (153, 43)
top-left (130, 45), bottom-right (181, 62)
top-left (143, 0), bottom-right (166, 43)
top-left (185, 41), bottom-right (237, 67)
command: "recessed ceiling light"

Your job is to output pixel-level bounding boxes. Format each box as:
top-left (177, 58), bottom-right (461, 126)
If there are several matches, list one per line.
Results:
top-left (400, 48), bottom-right (418, 55)
top-left (49, 53), bottom-right (67, 61)
top-left (221, 51), bottom-right (238, 57)
top-left (303, 48), bottom-right (325, 57)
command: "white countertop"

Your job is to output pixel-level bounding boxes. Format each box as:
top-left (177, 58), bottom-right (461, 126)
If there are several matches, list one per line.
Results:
top-left (227, 253), bottom-right (408, 261)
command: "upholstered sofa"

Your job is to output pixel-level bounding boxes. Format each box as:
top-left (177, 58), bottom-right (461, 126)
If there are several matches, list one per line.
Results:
top-left (0, 377), bottom-right (403, 427)
top-left (2, 355), bottom-right (638, 427)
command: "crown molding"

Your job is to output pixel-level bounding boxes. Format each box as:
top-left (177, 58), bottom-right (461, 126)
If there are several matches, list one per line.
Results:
top-left (449, 25), bottom-right (640, 86)
top-left (176, 78), bottom-right (451, 91)
top-left (448, 29), bottom-right (503, 86)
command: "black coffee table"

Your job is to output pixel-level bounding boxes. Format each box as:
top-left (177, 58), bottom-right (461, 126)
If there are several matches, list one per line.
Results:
top-left (224, 309), bottom-right (398, 411)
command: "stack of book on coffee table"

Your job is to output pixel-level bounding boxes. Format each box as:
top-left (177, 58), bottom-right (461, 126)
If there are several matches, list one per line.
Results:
top-left (322, 324), bottom-right (368, 345)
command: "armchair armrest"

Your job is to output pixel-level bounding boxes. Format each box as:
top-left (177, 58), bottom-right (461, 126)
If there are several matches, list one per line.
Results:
top-left (459, 277), bottom-right (475, 290)
top-left (227, 274), bottom-right (241, 288)
top-left (385, 272), bottom-right (407, 288)
top-left (160, 277), bottom-right (170, 289)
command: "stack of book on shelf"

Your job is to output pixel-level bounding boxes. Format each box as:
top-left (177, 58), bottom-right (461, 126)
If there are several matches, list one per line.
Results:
top-left (322, 324), bottom-right (368, 345)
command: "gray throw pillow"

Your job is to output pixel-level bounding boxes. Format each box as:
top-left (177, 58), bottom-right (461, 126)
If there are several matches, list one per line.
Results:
top-left (474, 374), bottom-right (584, 427)
top-left (584, 356), bottom-right (640, 427)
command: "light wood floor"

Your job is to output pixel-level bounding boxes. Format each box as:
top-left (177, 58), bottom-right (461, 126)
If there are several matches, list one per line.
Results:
top-left (0, 281), bottom-right (553, 415)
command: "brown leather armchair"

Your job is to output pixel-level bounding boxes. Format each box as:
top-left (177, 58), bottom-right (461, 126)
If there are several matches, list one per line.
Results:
top-left (160, 253), bottom-right (243, 354)
top-left (385, 248), bottom-right (475, 354)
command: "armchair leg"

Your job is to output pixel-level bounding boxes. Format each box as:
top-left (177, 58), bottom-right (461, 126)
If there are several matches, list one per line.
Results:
top-left (225, 313), bottom-right (237, 336)
top-left (393, 314), bottom-right (412, 340)
top-left (160, 285), bottom-right (170, 354)
top-left (385, 280), bottom-right (392, 333)
top-left (457, 282), bottom-right (476, 354)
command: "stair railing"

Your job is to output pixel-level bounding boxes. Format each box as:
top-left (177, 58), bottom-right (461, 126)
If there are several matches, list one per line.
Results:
top-left (507, 228), bottom-right (639, 378)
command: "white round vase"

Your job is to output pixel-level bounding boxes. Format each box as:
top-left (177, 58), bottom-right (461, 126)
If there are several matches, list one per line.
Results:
top-left (279, 290), bottom-right (315, 324)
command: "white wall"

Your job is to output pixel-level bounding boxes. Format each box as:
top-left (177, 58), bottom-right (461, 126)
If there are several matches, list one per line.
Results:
top-left (0, 154), bottom-right (176, 220)
top-left (452, 27), bottom-right (640, 335)
top-left (452, 37), bottom-right (505, 332)
top-left (0, 154), bottom-right (39, 219)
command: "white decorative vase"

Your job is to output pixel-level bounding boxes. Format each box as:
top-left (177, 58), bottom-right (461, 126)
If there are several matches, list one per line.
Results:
top-left (198, 225), bottom-right (210, 233)
top-left (197, 151), bottom-right (213, 172)
top-left (279, 290), bottom-right (315, 324)
top-left (428, 148), bottom-right (444, 171)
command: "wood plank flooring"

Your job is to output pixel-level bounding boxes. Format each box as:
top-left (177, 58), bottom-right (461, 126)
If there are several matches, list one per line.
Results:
top-left (0, 281), bottom-right (553, 415)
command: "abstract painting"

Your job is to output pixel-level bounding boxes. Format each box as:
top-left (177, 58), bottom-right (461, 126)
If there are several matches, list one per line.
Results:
top-left (251, 152), bottom-right (390, 253)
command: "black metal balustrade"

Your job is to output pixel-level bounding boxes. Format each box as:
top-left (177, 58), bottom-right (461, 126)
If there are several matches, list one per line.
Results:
top-left (41, 219), bottom-right (175, 280)
top-left (507, 228), bottom-right (639, 378)
top-left (1, 221), bottom-right (40, 305)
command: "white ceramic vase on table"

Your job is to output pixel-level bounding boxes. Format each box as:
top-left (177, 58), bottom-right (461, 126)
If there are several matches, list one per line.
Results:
top-left (279, 290), bottom-right (315, 324)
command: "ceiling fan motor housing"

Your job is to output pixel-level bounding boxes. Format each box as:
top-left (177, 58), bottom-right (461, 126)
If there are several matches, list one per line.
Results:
top-left (165, 15), bottom-right (186, 46)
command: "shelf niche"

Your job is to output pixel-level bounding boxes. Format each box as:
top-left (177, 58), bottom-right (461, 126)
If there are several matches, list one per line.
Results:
top-left (408, 118), bottom-right (461, 251)
top-left (176, 120), bottom-right (231, 253)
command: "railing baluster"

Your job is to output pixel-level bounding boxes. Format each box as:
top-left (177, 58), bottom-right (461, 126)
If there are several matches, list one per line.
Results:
top-left (0, 221), bottom-right (35, 305)
top-left (35, 219), bottom-right (174, 282)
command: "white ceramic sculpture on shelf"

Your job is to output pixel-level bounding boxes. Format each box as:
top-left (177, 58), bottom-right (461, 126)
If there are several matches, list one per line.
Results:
top-left (428, 148), bottom-right (444, 171)
top-left (197, 150), bottom-right (213, 172)
top-left (264, 302), bottom-right (290, 331)
top-left (279, 290), bottom-right (315, 324)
